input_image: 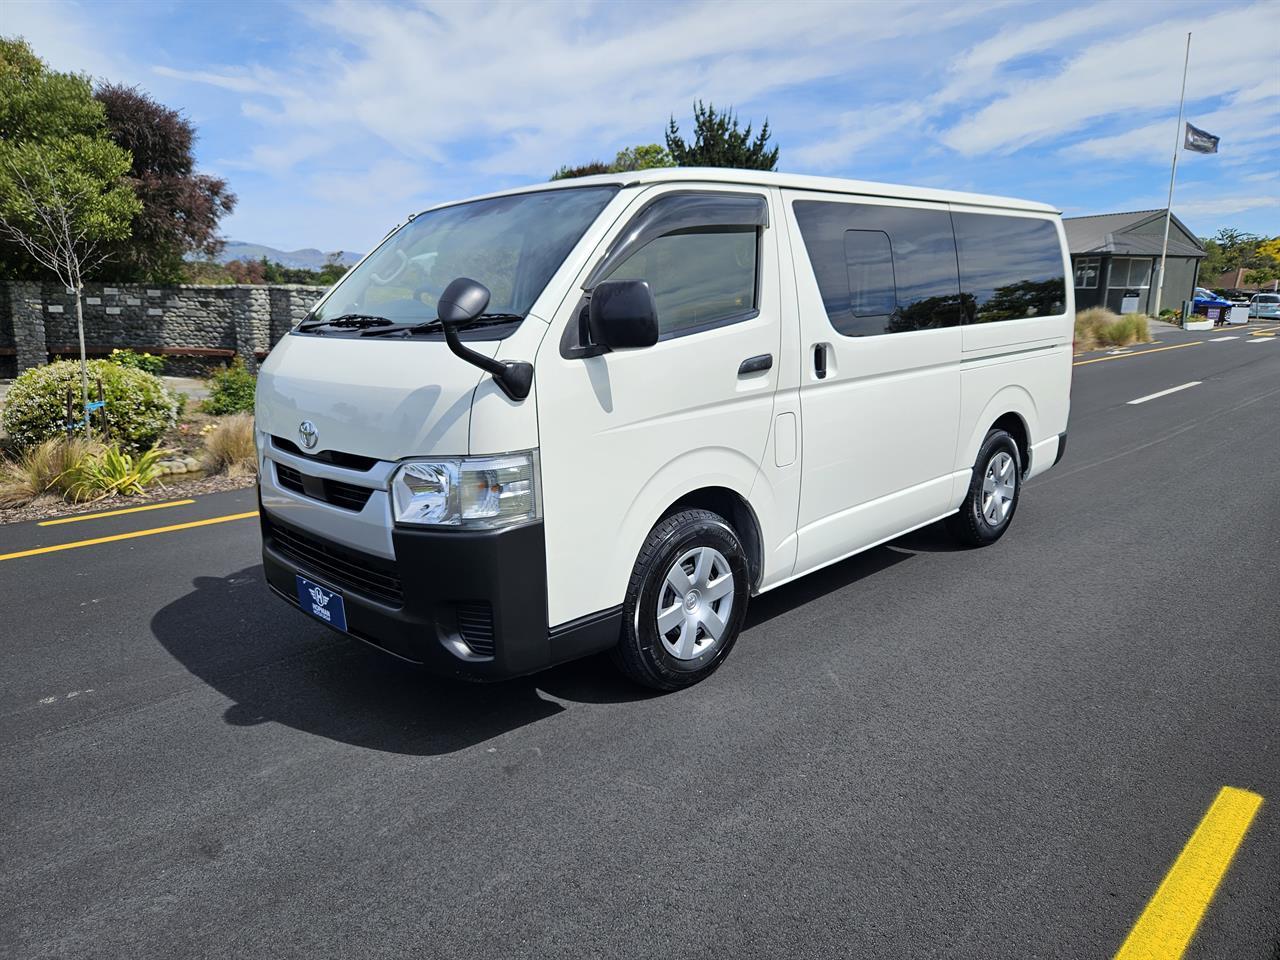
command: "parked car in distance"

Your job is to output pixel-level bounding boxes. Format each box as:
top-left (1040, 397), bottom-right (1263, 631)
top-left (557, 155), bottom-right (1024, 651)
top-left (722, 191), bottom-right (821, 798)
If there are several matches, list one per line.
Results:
top-left (1249, 293), bottom-right (1280, 319)
top-left (1192, 287), bottom-right (1234, 324)
top-left (1223, 289), bottom-right (1252, 306)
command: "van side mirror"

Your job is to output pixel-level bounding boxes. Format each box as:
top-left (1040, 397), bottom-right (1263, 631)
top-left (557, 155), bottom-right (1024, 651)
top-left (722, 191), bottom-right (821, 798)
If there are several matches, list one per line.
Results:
top-left (436, 276), bottom-right (533, 402)
top-left (588, 280), bottom-right (659, 350)
top-left (437, 276), bottom-right (490, 327)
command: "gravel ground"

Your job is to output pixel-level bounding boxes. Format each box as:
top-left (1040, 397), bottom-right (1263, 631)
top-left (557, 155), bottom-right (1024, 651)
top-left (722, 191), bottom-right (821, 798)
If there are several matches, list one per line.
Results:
top-left (0, 472), bottom-right (255, 525)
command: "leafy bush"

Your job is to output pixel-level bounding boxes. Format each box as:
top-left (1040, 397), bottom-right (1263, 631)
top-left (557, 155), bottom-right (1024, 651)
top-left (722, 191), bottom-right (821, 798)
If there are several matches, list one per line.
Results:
top-left (0, 360), bottom-right (179, 453)
top-left (203, 357), bottom-right (256, 415)
top-left (1074, 308), bottom-right (1152, 352)
top-left (107, 348), bottom-right (166, 376)
top-left (202, 413), bottom-right (257, 476)
top-left (0, 437), bottom-right (102, 507)
top-left (62, 444), bottom-right (167, 501)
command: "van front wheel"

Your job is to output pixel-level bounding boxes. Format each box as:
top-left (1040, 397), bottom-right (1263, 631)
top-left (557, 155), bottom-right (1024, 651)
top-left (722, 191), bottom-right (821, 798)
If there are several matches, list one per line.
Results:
top-left (946, 428), bottom-right (1022, 548)
top-left (614, 509), bottom-right (750, 691)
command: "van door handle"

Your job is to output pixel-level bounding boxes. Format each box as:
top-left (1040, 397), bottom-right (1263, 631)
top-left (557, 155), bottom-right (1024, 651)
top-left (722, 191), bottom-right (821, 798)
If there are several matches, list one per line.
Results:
top-left (813, 343), bottom-right (828, 380)
top-left (737, 354), bottom-right (773, 376)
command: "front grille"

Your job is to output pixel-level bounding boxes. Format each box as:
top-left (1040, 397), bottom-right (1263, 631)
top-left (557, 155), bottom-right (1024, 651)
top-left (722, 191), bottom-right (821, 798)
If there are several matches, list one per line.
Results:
top-left (455, 602), bottom-right (495, 658)
top-left (274, 462), bottom-right (374, 512)
top-left (267, 518), bottom-right (403, 606)
top-left (271, 436), bottom-right (378, 471)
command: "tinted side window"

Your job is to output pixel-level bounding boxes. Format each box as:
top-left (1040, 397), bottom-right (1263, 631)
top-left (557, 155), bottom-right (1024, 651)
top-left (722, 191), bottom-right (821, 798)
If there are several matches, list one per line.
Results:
top-left (793, 200), bottom-right (961, 336)
top-left (606, 228), bottom-right (757, 337)
top-left (953, 213), bottom-right (1066, 323)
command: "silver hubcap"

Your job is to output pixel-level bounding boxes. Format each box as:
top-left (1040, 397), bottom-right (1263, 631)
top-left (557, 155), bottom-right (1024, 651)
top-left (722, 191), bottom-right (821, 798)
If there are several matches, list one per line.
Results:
top-left (656, 546), bottom-right (735, 660)
top-left (981, 451), bottom-right (1016, 526)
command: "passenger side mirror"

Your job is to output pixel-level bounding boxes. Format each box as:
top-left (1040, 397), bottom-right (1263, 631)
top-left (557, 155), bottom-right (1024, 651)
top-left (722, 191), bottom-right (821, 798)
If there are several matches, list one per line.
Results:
top-left (436, 276), bottom-right (533, 402)
top-left (588, 280), bottom-right (659, 350)
top-left (436, 276), bottom-right (490, 327)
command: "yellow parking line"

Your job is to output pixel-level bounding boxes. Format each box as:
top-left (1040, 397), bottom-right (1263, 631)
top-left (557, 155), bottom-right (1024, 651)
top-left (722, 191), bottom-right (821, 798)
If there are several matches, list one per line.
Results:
top-left (37, 499), bottom-right (196, 526)
top-left (0, 511), bottom-right (259, 562)
top-left (1114, 786), bottom-right (1263, 960)
top-left (1074, 341), bottom-right (1202, 366)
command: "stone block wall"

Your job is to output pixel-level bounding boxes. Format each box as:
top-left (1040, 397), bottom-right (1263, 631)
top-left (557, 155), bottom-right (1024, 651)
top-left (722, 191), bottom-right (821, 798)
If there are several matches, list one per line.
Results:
top-left (0, 281), bottom-right (327, 377)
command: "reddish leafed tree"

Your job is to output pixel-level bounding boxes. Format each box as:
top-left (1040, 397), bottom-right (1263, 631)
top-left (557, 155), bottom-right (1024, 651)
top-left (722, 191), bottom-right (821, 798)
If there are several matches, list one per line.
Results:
top-left (93, 83), bottom-right (236, 282)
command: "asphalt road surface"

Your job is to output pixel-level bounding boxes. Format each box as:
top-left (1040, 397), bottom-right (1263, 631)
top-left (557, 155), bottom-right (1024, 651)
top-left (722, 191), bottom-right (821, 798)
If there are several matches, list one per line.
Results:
top-left (3, 325), bottom-right (1278, 959)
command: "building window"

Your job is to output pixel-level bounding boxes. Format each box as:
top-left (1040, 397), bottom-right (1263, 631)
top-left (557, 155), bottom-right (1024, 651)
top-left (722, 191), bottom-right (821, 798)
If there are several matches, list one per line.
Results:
top-left (1074, 257), bottom-right (1100, 289)
top-left (1109, 258), bottom-right (1153, 289)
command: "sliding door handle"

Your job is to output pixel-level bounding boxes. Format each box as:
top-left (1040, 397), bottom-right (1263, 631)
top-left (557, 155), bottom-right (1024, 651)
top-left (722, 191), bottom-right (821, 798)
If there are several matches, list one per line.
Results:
top-left (738, 353), bottom-right (773, 376)
top-left (813, 343), bottom-right (828, 380)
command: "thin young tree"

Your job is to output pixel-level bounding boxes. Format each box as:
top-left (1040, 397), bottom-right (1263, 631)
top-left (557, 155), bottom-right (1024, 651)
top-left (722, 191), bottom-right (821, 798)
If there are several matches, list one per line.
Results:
top-left (0, 140), bottom-right (139, 433)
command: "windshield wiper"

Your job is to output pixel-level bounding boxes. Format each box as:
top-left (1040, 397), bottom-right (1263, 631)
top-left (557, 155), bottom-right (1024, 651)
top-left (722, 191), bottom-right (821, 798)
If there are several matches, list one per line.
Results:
top-left (357, 313), bottom-right (525, 337)
top-left (297, 313), bottom-right (394, 332)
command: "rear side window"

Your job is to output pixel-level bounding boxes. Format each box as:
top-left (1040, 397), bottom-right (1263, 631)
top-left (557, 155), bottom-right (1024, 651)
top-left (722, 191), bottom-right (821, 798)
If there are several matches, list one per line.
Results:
top-left (793, 200), bottom-right (962, 336)
top-left (953, 213), bottom-right (1066, 323)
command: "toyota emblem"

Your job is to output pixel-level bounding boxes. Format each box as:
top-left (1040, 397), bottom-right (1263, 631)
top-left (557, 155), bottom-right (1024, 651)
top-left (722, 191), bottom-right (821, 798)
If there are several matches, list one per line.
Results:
top-left (298, 420), bottom-right (318, 450)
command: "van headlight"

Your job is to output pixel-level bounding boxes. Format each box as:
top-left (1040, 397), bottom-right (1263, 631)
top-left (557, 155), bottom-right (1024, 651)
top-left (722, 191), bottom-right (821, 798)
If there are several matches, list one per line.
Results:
top-left (391, 451), bottom-right (540, 528)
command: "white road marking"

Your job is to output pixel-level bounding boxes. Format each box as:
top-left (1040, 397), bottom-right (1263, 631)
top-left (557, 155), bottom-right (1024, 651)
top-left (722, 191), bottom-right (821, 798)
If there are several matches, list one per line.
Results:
top-left (1246, 336), bottom-right (1274, 344)
top-left (1128, 381), bottom-right (1203, 405)
top-left (1208, 336), bottom-right (1239, 342)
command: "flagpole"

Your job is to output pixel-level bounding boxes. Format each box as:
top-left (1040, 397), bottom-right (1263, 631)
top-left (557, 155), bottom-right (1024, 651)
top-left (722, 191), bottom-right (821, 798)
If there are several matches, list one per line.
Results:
top-left (1154, 31), bottom-right (1191, 317)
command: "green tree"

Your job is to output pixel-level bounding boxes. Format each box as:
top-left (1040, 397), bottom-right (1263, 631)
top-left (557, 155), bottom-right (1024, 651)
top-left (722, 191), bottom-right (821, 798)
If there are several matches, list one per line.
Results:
top-left (612, 143), bottom-right (674, 172)
top-left (0, 37), bottom-right (103, 144)
top-left (0, 38), bottom-right (140, 429)
top-left (95, 83), bottom-right (236, 283)
top-left (550, 159), bottom-right (613, 181)
top-left (665, 101), bottom-right (779, 170)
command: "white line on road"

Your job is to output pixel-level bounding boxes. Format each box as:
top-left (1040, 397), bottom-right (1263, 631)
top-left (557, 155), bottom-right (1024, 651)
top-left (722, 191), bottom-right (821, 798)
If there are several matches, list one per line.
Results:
top-left (1246, 337), bottom-right (1274, 344)
top-left (1208, 336), bottom-right (1239, 342)
top-left (1128, 381), bottom-right (1203, 405)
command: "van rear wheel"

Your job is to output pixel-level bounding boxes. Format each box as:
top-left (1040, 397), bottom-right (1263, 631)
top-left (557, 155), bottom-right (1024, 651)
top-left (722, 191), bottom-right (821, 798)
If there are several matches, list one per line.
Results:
top-left (946, 428), bottom-right (1022, 548)
top-left (613, 509), bottom-right (750, 691)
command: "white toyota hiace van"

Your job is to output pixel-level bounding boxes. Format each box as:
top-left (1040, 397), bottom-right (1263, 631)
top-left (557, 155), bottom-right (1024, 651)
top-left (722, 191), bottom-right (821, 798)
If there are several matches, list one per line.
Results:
top-left (256, 168), bottom-right (1072, 690)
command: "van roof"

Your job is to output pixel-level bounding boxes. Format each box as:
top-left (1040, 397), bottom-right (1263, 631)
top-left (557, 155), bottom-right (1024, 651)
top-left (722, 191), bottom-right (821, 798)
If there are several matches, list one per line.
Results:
top-left (419, 167), bottom-right (1060, 217)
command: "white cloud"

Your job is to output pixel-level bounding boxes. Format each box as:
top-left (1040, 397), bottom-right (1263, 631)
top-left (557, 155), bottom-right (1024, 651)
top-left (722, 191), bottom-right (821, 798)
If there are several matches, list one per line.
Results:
top-left (159, 0), bottom-right (997, 180)
top-left (1170, 194), bottom-right (1280, 218)
top-left (940, 3), bottom-right (1277, 156)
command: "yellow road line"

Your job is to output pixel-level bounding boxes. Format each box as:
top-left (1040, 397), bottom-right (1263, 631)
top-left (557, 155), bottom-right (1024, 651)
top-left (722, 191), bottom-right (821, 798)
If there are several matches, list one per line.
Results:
top-left (1115, 786), bottom-right (1263, 960)
top-left (37, 499), bottom-right (196, 526)
top-left (0, 511), bottom-right (259, 562)
top-left (1074, 341), bottom-right (1203, 366)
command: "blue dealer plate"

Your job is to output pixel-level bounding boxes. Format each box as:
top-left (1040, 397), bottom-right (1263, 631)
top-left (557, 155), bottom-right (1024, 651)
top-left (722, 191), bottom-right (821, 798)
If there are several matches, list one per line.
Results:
top-left (295, 575), bottom-right (348, 632)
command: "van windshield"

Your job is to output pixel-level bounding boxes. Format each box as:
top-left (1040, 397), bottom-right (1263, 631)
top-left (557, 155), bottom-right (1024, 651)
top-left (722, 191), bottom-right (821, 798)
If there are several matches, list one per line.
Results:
top-left (307, 185), bottom-right (618, 334)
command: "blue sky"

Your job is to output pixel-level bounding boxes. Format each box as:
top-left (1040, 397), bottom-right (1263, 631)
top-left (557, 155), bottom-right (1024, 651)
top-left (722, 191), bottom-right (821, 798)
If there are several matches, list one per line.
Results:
top-left (10, 0), bottom-right (1278, 253)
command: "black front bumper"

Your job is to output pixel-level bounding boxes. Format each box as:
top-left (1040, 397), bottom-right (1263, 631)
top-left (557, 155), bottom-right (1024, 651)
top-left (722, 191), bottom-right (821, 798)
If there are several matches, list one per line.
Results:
top-left (261, 508), bottom-right (559, 680)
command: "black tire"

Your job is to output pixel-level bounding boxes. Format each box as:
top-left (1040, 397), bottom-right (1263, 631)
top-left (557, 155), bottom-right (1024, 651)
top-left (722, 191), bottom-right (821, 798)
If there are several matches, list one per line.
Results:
top-left (946, 428), bottom-right (1022, 548)
top-left (613, 508), bottom-right (751, 691)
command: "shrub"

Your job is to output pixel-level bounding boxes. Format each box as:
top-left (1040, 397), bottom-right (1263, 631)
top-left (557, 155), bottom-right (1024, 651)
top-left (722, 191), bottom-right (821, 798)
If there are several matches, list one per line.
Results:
top-left (62, 444), bottom-right (167, 502)
top-left (203, 413), bottom-right (257, 476)
top-left (0, 437), bottom-right (102, 507)
top-left (203, 357), bottom-right (256, 415)
top-left (0, 360), bottom-right (179, 453)
top-left (107, 348), bottom-right (166, 376)
top-left (1074, 308), bottom-right (1152, 352)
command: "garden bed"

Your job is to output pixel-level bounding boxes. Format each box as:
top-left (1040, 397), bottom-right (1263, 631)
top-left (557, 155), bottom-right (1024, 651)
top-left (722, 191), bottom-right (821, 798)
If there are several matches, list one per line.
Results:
top-left (0, 470), bottom-right (256, 524)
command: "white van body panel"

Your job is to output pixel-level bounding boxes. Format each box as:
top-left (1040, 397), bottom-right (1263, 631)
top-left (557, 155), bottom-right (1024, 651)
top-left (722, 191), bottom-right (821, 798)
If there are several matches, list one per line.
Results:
top-left (781, 189), bottom-right (963, 575)
top-left (751, 187), bottom-right (804, 590)
top-left (536, 182), bottom-right (783, 627)
top-left (256, 168), bottom-right (1072, 678)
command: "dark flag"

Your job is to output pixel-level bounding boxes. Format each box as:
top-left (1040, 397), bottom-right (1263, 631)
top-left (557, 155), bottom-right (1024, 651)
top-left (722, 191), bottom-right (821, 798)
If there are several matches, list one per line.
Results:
top-left (1184, 122), bottom-right (1219, 154)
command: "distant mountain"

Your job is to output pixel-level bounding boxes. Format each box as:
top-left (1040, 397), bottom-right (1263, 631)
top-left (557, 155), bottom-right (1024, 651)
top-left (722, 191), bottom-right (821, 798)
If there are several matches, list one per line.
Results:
top-left (218, 241), bottom-right (362, 269)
